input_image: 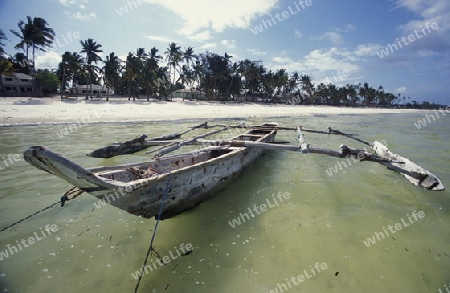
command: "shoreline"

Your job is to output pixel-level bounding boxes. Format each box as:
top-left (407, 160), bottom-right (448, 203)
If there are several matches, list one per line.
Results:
top-left (0, 96), bottom-right (422, 126)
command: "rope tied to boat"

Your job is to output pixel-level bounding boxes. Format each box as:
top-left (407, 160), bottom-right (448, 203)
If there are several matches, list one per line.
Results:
top-left (0, 200), bottom-right (61, 232)
top-left (134, 171), bottom-right (172, 293)
top-left (0, 187), bottom-right (83, 233)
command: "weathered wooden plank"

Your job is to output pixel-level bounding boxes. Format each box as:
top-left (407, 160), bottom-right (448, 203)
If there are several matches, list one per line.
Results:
top-left (87, 135), bottom-right (149, 158)
top-left (372, 141), bottom-right (445, 190)
top-left (297, 126), bottom-right (310, 154)
top-left (152, 126), bottom-right (230, 157)
top-left (88, 122), bottom-right (210, 158)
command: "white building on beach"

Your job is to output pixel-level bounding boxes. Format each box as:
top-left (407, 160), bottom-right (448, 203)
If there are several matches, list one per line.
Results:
top-left (70, 84), bottom-right (113, 97)
top-left (0, 73), bottom-right (35, 96)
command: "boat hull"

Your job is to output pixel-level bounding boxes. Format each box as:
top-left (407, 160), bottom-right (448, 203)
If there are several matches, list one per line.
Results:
top-left (24, 126), bottom-right (277, 219)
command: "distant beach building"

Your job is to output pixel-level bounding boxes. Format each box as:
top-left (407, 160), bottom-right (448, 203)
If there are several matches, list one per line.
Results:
top-left (70, 84), bottom-right (113, 98)
top-left (172, 88), bottom-right (206, 100)
top-left (0, 73), bottom-right (35, 96)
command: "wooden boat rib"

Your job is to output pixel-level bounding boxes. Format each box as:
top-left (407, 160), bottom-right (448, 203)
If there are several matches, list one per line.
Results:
top-left (23, 124), bottom-right (278, 219)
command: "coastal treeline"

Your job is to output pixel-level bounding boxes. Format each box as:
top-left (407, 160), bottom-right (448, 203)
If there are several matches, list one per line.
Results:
top-left (0, 16), bottom-right (444, 109)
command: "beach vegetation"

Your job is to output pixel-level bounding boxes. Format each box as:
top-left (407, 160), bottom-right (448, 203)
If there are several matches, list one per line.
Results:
top-left (35, 69), bottom-right (59, 94)
top-left (1, 16), bottom-right (446, 109)
top-left (57, 51), bottom-right (84, 98)
top-left (79, 38), bottom-right (103, 99)
top-left (0, 29), bottom-right (7, 56)
top-left (10, 16), bottom-right (55, 74)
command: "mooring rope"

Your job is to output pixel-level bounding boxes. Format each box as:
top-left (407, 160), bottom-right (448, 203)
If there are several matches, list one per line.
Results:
top-left (0, 200), bottom-right (60, 232)
top-left (0, 187), bottom-right (83, 233)
top-left (134, 172), bottom-right (172, 293)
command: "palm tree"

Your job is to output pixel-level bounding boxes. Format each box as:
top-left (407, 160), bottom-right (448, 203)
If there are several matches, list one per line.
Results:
top-left (80, 38), bottom-right (102, 99)
top-left (376, 85), bottom-right (385, 106)
top-left (12, 52), bottom-right (32, 74)
top-left (58, 51), bottom-right (84, 98)
top-left (103, 52), bottom-right (121, 100)
top-left (315, 83), bottom-right (327, 104)
top-left (346, 84), bottom-right (358, 106)
top-left (155, 66), bottom-right (170, 99)
top-left (227, 61), bottom-right (242, 100)
top-left (125, 51), bottom-right (141, 100)
top-left (328, 84), bottom-right (339, 105)
top-left (262, 70), bottom-right (276, 99)
top-left (182, 46), bottom-right (197, 96)
top-left (300, 75), bottom-right (314, 100)
top-left (148, 46), bottom-right (162, 71)
top-left (182, 46), bottom-right (196, 68)
top-left (287, 72), bottom-right (300, 94)
top-left (300, 74), bottom-right (316, 104)
top-left (165, 42), bottom-right (182, 99)
top-left (274, 68), bottom-right (288, 97)
top-left (0, 29), bottom-right (7, 56)
top-left (242, 60), bottom-right (263, 101)
top-left (10, 16), bottom-right (55, 73)
top-left (192, 60), bottom-right (204, 92)
top-left (359, 82), bottom-right (377, 106)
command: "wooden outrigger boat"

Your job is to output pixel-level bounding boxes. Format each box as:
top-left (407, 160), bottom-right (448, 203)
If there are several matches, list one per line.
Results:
top-left (22, 122), bottom-right (444, 222)
top-left (23, 123), bottom-right (278, 219)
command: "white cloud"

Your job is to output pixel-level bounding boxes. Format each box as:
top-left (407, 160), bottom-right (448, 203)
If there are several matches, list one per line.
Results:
top-left (71, 12), bottom-right (96, 20)
top-left (312, 32), bottom-right (343, 46)
top-left (220, 39), bottom-right (236, 49)
top-left (143, 0), bottom-right (278, 34)
top-left (343, 24), bottom-right (355, 32)
top-left (395, 0), bottom-right (450, 52)
top-left (324, 32), bottom-right (343, 45)
top-left (61, 0), bottom-right (93, 20)
top-left (273, 55), bottom-right (291, 64)
top-left (268, 46), bottom-right (372, 85)
top-left (353, 44), bottom-right (383, 56)
top-left (396, 0), bottom-right (450, 32)
top-left (303, 48), bottom-right (359, 72)
top-left (59, 0), bottom-right (77, 6)
top-left (333, 23), bottom-right (355, 33)
top-left (186, 31), bottom-right (212, 41)
top-left (247, 49), bottom-right (267, 56)
top-left (393, 86), bottom-right (407, 94)
top-left (311, 24), bottom-right (355, 46)
top-left (201, 43), bottom-right (218, 49)
top-left (59, 0), bottom-right (88, 6)
top-left (145, 35), bottom-right (177, 44)
top-left (394, 0), bottom-right (427, 13)
top-left (294, 30), bottom-right (302, 38)
top-left (35, 52), bottom-right (61, 69)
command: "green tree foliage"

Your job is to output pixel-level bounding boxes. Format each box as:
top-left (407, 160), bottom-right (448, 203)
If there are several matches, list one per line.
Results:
top-left (1, 17), bottom-right (444, 108)
top-left (10, 16), bottom-right (55, 72)
top-left (79, 38), bottom-right (102, 98)
top-left (35, 69), bottom-right (59, 94)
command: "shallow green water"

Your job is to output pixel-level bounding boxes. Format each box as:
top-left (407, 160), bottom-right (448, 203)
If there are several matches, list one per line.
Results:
top-left (0, 113), bottom-right (449, 293)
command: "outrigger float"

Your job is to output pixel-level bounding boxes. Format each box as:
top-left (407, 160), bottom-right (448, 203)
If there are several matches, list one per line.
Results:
top-left (23, 122), bottom-right (444, 220)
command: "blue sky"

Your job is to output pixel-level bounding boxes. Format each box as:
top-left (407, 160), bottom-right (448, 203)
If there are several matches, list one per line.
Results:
top-left (0, 0), bottom-right (449, 104)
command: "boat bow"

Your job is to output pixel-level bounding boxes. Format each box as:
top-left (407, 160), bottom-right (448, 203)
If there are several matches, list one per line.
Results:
top-left (24, 146), bottom-right (112, 192)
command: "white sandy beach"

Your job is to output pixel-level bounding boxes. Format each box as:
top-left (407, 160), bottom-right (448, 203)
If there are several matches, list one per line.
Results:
top-left (0, 96), bottom-right (420, 125)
